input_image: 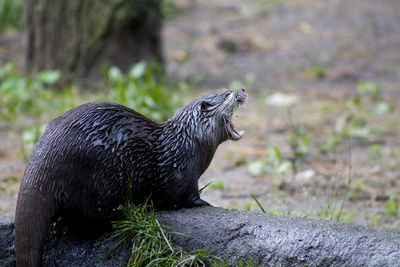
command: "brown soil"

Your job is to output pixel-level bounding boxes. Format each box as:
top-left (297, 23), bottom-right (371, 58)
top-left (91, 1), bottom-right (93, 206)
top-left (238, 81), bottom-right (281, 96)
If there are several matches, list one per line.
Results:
top-left (165, 0), bottom-right (400, 228)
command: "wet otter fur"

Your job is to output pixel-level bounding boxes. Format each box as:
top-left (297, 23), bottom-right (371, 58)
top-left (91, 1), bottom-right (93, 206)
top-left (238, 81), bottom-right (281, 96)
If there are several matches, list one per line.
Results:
top-left (15, 88), bottom-right (247, 266)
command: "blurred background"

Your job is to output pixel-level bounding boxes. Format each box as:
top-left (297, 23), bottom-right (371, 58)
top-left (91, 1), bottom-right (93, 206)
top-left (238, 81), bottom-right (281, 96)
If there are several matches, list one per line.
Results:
top-left (1, 0), bottom-right (399, 229)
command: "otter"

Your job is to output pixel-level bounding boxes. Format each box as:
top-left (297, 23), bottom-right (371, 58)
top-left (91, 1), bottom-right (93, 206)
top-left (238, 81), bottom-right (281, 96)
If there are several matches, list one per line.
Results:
top-left (14, 88), bottom-right (247, 266)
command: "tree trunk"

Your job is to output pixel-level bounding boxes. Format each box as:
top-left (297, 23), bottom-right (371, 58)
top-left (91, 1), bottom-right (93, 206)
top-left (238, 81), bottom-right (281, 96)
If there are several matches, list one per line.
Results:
top-left (24, 0), bottom-right (162, 82)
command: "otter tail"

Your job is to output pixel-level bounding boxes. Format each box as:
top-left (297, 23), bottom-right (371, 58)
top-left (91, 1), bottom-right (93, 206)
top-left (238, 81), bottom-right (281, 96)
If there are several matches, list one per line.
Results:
top-left (15, 187), bottom-right (55, 267)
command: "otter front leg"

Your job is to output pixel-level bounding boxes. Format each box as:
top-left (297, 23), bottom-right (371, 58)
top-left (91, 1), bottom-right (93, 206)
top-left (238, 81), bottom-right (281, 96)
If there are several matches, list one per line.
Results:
top-left (179, 175), bottom-right (211, 208)
top-left (184, 183), bottom-right (211, 207)
top-left (180, 176), bottom-right (211, 208)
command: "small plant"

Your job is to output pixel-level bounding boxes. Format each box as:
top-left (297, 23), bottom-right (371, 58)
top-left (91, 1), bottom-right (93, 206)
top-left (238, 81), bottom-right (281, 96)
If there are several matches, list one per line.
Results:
top-left (103, 61), bottom-right (182, 122)
top-left (287, 124), bottom-right (311, 174)
top-left (317, 141), bottom-right (354, 223)
top-left (369, 144), bottom-right (382, 165)
top-left (108, 200), bottom-right (226, 266)
top-left (198, 181), bottom-right (213, 195)
top-left (0, 62), bottom-right (82, 157)
top-left (110, 198), bottom-right (262, 266)
top-left (0, 62), bottom-right (61, 120)
top-left (0, 0), bottom-right (23, 32)
top-left (244, 202), bottom-right (259, 212)
top-left (356, 81), bottom-right (379, 101)
top-left (337, 81), bottom-right (393, 142)
top-left (247, 146), bottom-right (291, 177)
top-left (20, 124), bottom-right (47, 160)
top-left (207, 180), bottom-right (228, 191)
top-left (374, 101), bottom-right (393, 115)
top-left (0, 175), bottom-right (20, 195)
top-left (318, 134), bottom-right (342, 154)
top-left (267, 208), bottom-right (285, 216)
top-left (237, 254), bottom-right (260, 267)
top-left (316, 197), bottom-right (341, 221)
top-left (386, 198), bottom-right (399, 217)
top-left (229, 73), bottom-right (256, 91)
top-left (264, 93), bottom-right (310, 174)
top-left (162, 0), bottom-right (181, 19)
top-left (250, 194), bottom-right (266, 214)
top-left (306, 65), bottom-right (325, 79)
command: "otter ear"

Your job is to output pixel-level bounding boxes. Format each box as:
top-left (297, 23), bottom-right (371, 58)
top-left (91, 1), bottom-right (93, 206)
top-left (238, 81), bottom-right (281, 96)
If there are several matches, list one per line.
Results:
top-left (200, 101), bottom-right (212, 112)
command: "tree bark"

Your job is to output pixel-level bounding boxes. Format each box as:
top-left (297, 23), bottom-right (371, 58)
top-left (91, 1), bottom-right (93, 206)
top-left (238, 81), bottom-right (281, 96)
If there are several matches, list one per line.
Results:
top-left (1, 207), bottom-right (400, 266)
top-left (24, 0), bottom-right (162, 82)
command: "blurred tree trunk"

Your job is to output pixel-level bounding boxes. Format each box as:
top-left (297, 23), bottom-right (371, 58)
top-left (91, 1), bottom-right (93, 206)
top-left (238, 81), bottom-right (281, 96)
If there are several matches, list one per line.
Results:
top-left (24, 0), bottom-right (163, 82)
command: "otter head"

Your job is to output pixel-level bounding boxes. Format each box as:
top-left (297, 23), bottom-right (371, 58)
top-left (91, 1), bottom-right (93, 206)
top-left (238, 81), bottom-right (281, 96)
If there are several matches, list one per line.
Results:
top-left (169, 88), bottom-right (247, 147)
top-left (198, 88), bottom-right (247, 143)
top-left (192, 88), bottom-right (247, 144)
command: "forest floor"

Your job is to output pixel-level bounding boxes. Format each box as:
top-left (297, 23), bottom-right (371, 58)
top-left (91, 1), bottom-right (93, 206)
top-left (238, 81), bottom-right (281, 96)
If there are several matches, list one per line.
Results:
top-left (1, 0), bottom-right (400, 229)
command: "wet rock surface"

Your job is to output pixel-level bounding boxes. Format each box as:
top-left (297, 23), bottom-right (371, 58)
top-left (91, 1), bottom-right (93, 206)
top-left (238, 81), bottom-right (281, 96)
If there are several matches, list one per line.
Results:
top-left (157, 207), bottom-right (400, 266)
top-left (2, 206), bottom-right (400, 266)
top-left (0, 216), bottom-right (14, 267)
top-left (42, 233), bottom-right (130, 267)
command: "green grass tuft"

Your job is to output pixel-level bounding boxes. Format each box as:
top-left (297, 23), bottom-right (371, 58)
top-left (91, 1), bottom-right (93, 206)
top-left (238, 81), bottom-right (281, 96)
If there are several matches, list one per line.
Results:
top-left (107, 200), bottom-right (226, 266)
top-left (250, 194), bottom-right (266, 214)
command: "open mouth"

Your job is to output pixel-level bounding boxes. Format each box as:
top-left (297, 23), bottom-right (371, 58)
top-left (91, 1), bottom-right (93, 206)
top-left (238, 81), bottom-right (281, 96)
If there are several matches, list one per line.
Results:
top-left (226, 89), bottom-right (247, 141)
top-left (228, 120), bottom-right (244, 141)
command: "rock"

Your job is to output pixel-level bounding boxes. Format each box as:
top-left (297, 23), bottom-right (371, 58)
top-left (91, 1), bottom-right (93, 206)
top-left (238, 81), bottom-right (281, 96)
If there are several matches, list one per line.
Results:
top-left (1, 207), bottom-right (400, 266)
top-left (0, 216), bottom-right (15, 267)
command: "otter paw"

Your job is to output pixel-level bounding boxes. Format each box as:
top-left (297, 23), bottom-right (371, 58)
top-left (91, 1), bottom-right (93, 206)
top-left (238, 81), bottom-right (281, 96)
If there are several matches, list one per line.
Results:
top-left (192, 198), bottom-right (211, 207)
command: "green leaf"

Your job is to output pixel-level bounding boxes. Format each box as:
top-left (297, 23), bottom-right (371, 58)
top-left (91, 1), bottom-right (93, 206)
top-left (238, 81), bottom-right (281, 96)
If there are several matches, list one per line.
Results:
top-left (251, 194), bottom-right (266, 214)
top-left (267, 146), bottom-right (282, 164)
top-left (198, 181), bottom-right (213, 194)
top-left (1, 75), bottom-right (25, 94)
top-left (129, 61), bottom-right (147, 79)
top-left (38, 70), bottom-right (61, 84)
top-left (357, 81), bottom-right (379, 100)
top-left (276, 161), bottom-right (291, 174)
top-left (150, 112), bottom-right (162, 122)
top-left (22, 124), bottom-right (46, 150)
top-left (247, 160), bottom-right (265, 177)
top-left (0, 62), bottom-right (15, 78)
top-left (108, 66), bottom-right (123, 82)
top-left (374, 101), bottom-right (393, 114)
top-left (386, 199), bottom-right (399, 216)
top-left (144, 96), bottom-right (156, 107)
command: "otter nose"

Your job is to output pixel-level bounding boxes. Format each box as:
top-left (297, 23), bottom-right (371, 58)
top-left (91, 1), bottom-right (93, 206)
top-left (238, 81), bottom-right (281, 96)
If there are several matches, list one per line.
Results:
top-left (235, 88), bottom-right (247, 102)
top-left (235, 88), bottom-right (246, 96)
top-left (236, 88), bottom-right (246, 96)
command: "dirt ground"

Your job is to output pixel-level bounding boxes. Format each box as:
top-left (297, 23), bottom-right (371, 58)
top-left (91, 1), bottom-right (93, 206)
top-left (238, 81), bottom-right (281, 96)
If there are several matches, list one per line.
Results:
top-left (164, 0), bottom-right (400, 228)
top-left (1, 0), bottom-right (400, 229)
